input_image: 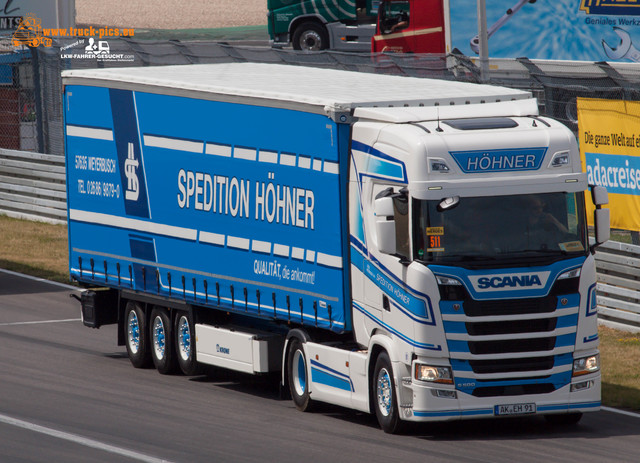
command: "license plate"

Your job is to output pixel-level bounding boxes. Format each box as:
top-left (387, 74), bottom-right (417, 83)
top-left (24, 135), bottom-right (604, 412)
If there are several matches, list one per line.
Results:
top-left (495, 403), bottom-right (536, 416)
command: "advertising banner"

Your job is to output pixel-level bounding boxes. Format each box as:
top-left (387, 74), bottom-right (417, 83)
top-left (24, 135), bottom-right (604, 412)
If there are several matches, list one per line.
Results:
top-left (450, 0), bottom-right (640, 62)
top-left (578, 98), bottom-right (640, 230)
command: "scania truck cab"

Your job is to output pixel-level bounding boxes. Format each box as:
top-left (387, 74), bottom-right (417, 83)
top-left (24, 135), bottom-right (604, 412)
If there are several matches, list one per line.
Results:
top-left (349, 101), bottom-right (609, 431)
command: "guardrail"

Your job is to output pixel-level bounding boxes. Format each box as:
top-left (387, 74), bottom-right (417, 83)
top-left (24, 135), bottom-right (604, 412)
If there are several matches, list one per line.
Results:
top-left (594, 240), bottom-right (640, 333)
top-left (0, 148), bottom-right (66, 225)
top-left (1, 151), bottom-right (639, 332)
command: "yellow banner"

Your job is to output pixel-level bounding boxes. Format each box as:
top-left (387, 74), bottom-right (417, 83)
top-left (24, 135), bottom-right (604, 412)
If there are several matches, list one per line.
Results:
top-left (578, 98), bottom-right (640, 231)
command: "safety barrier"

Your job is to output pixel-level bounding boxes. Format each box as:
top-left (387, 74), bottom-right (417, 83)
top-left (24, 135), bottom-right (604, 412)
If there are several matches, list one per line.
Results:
top-left (0, 148), bottom-right (66, 224)
top-left (594, 240), bottom-right (640, 333)
top-left (2, 152), bottom-right (639, 333)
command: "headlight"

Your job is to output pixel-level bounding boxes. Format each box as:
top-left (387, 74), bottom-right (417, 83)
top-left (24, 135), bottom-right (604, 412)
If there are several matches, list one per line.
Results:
top-left (415, 363), bottom-right (453, 384)
top-left (558, 268), bottom-right (581, 280)
top-left (436, 275), bottom-right (462, 286)
top-left (573, 354), bottom-right (600, 376)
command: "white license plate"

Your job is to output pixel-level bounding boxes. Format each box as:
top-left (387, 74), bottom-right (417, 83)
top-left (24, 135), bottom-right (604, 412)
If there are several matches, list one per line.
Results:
top-left (495, 403), bottom-right (536, 416)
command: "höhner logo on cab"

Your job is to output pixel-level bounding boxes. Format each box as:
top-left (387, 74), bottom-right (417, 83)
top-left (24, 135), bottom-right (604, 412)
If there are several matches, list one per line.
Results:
top-left (469, 271), bottom-right (550, 292)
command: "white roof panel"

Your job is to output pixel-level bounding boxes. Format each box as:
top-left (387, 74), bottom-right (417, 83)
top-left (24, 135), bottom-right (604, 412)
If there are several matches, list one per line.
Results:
top-left (354, 98), bottom-right (540, 123)
top-left (62, 63), bottom-right (531, 120)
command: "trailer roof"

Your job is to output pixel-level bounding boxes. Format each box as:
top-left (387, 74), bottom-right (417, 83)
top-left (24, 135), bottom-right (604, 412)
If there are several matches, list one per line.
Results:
top-left (62, 63), bottom-right (531, 120)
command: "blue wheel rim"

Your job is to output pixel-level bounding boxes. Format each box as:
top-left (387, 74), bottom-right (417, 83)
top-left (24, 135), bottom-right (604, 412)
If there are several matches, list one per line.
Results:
top-left (292, 349), bottom-right (306, 396)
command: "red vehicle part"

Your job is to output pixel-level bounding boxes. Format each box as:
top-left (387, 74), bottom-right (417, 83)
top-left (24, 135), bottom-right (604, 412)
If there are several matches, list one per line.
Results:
top-left (372, 0), bottom-right (446, 54)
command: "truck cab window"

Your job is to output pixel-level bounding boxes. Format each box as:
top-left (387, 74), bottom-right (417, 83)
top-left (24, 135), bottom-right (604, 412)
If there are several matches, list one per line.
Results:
top-left (413, 192), bottom-right (588, 265)
top-left (380, 1), bottom-right (410, 34)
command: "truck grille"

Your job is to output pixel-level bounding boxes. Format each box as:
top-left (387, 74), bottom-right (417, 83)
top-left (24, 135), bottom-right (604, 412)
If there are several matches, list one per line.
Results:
top-left (466, 318), bottom-right (557, 335)
top-left (463, 295), bottom-right (556, 317)
top-left (468, 337), bottom-right (556, 355)
top-left (440, 277), bottom-right (579, 397)
top-left (469, 356), bottom-right (555, 374)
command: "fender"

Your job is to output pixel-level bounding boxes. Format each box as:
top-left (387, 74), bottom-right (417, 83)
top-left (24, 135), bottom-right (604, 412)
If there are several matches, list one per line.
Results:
top-left (289, 14), bottom-right (328, 34)
top-left (368, 332), bottom-right (400, 365)
top-left (367, 332), bottom-right (410, 417)
top-left (281, 329), bottom-right (312, 389)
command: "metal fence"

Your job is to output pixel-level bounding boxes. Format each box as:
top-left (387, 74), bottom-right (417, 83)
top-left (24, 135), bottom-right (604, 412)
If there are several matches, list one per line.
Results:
top-left (594, 240), bottom-right (640, 333)
top-left (0, 147), bottom-right (66, 224)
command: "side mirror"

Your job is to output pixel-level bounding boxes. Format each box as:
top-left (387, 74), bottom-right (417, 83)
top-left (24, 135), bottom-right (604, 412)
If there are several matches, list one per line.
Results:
top-left (590, 185), bottom-right (610, 251)
top-left (375, 196), bottom-right (396, 255)
top-left (591, 185), bottom-right (608, 206)
top-left (594, 208), bottom-right (610, 245)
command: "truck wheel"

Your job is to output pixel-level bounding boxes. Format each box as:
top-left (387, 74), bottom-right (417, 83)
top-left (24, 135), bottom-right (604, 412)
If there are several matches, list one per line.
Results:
top-left (174, 312), bottom-right (202, 376)
top-left (545, 412), bottom-right (583, 425)
top-left (124, 302), bottom-right (152, 368)
top-left (292, 22), bottom-right (328, 51)
top-left (373, 352), bottom-right (404, 434)
top-left (150, 307), bottom-right (177, 374)
top-left (287, 338), bottom-right (314, 411)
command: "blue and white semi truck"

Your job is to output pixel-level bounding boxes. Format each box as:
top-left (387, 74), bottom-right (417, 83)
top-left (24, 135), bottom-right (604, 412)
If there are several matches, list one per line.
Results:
top-left (63, 63), bottom-right (610, 433)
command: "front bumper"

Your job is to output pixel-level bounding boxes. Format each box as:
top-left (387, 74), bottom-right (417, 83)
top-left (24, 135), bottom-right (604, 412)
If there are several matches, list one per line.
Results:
top-left (398, 371), bottom-right (601, 422)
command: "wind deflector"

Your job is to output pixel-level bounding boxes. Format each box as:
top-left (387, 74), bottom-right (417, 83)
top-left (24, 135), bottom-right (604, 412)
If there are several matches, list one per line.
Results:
top-left (443, 117), bottom-right (519, 130)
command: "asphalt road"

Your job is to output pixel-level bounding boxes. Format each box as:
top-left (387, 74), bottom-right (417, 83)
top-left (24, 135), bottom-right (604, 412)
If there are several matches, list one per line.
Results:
top-left (1, 270), bottom-right (640, 463)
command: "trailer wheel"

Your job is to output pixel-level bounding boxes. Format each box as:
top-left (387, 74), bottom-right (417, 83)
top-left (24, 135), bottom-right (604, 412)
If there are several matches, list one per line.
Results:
top-left (287, 338), bottom-right (314, 411)
top-left (544, 412), bottom-right (583, 425)
top-left (124, 302), bottom-right (152, 368)
top-left (292, 22), bottom-right (328, 51)
top-left (174, 312), bottom-right (202, 376)
top-left (373, 352), bottom-right (404, 434)
top-left (150, 307), bottom-right (177, 374)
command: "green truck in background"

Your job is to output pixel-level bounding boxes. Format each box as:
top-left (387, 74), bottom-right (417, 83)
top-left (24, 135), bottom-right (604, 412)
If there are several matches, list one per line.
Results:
top-left (268, 0), bottom-right (380, 51)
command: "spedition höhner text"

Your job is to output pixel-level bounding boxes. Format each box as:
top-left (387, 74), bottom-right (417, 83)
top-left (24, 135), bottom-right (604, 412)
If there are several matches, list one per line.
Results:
top-left (176, 169), bottom-right (315, 229)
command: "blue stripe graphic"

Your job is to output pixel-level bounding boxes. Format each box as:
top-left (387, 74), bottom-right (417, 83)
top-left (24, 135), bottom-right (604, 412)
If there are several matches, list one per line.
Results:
top-left (311, 368), bottom-right (352, 392)
top-left (353, 302), bottom-right (441, 351)
top-left (351, 140), bottom-right (408, 183)
top-left (351, 246), bottom-right (435, 325)
top-left (413, 408), bottom-right (494, 418)
top-left (310, 359), bottom-right (354, 392)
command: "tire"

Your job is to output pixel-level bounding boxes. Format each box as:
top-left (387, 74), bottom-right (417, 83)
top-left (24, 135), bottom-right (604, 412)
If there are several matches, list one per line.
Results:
top-left (544, 412), bottom-right (583, 425)
top-left (373, 352), bottom-right (404, 434)
top-left (150, 307), bottom-right (177, 375)
top-left (174, 312), bottom-right (202, 376)
top-left (292, 22), bottom-right (328, 51)
top-left (124, 302), bottom-right (152, 368)
top-left (287, 338), bottom-right (314, 411)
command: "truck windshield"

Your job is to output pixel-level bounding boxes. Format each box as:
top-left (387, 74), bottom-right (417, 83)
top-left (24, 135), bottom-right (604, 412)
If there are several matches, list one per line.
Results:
top-left (413, 192), bottom-right (588, 265)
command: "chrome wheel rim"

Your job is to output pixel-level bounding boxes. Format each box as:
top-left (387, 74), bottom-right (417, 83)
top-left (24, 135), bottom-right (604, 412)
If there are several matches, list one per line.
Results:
top-left (299, 31), bottom-right (322, 51)
top-left (377, 367), bottom-right (392, 417)
top-left (152, 316), bottom-right (166, 360)
top-left (177, 315), bottom-right (191, 362)
top-left (127, 310), bottom-right (140, 354)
